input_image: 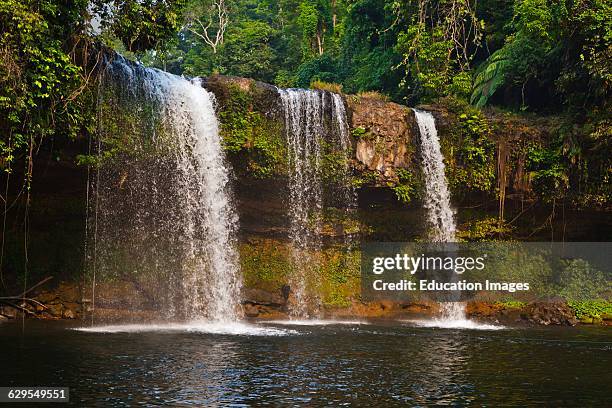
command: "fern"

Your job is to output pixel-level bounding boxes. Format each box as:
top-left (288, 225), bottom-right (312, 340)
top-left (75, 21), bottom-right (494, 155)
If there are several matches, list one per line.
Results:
top-left (471, 50), bottom-right (511, 107)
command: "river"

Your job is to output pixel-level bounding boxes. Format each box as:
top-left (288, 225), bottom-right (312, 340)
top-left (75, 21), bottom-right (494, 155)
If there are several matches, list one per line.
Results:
top-left (1, 320), bottom-right (610, 406)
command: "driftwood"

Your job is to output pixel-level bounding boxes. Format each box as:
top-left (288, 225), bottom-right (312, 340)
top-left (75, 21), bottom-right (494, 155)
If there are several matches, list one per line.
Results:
top-left (18, 276), bottom-right (54, 298)
top-left (0, 276), bottom-right (54, 316)
top-left (0, 300), bottom-right (37, 316)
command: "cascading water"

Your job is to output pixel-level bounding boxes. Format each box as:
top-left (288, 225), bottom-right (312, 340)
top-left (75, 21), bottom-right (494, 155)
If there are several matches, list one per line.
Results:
top-left (331, 93), bottom-right (357, 234)
top-left (90, 57), bottom-right (241, 322)
top-left (278, 88), bottom-right (355, 318)
top-left (413, 109), bottom-right (457, 243)
top-left (413, 109), bottom-right (466, 324)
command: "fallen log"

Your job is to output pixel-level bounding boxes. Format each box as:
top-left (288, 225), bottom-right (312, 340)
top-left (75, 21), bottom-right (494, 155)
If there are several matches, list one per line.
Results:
top-left (0, 296), bottom-right (48, 309)
top-left (0, 300), bottom-right (37, 316)
top-left (0, 276), bottom-right (54, 316)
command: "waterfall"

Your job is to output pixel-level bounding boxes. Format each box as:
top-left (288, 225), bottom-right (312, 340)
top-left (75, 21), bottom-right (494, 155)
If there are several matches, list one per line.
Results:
top-left (91, 57), bottom-right (241, 322)
top-left (413, 109), bottom-right (466, 323)
top-left (331, 93), bottom-right (357, 227)
top-left (413, 109), bottom-right (457, 242)
top-left (278, 88), bottom-right (355, 318)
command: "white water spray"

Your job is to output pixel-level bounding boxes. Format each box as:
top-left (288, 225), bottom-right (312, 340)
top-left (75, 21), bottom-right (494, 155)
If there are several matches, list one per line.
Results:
top-left (278, 88), bottom-right (354, 318)
top-left (413, 109), bottom-right (470, 325)
top-left (92, 57), bottom-right (241, 322)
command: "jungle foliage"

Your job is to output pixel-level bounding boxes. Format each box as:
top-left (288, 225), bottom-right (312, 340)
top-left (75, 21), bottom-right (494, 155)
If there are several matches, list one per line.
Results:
top-left (140, 0), bottom-right (609, 205)
top-left (138, 0), bottom-right (610, 113)
top-left (0, 0), bottom-right (184, 183)
top-left (1, 0), bottom-right (610, 201)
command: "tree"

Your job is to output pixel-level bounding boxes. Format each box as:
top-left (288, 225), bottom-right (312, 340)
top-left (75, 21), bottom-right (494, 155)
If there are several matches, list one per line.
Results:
top-left (184, 0), bottom-right (230, 54)
top-left (92, 0), bottom-right (185, 52)
top-left (394, 0), bottom-right (483, 102)
top-left (297, 0), bottom-right (328, 56)
top-left (340, 0), bottom-right (402, 96)
top-left (0, 0), bottom-right (186, 199)
top-left (471, 0), bottom-right (611, 111)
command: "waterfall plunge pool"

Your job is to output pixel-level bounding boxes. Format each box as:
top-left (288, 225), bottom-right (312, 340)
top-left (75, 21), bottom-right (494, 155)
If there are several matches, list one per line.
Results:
top-left (1, 320), bottom-right (610, 406)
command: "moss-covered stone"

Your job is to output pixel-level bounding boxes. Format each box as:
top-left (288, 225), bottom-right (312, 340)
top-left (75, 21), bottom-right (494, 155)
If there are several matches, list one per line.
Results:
top-left (238, 238), bottom-right (361, 308)
top-left (239, 239), bottom-right (293, 292)
top-left (204, 77), bottom-right (286, 178)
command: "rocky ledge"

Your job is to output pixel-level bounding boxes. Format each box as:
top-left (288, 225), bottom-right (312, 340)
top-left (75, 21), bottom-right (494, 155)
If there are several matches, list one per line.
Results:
top-left (2, 282), bottom-right (610, 327)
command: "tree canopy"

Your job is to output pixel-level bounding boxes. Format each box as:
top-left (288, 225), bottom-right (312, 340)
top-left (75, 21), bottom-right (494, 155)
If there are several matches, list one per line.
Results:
top-left (0, 0), bottom-right (610, 196)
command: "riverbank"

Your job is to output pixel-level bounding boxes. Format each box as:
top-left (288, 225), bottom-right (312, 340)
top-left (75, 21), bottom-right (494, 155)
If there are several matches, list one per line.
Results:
top-left (1, 281), bottom-right (610, 327)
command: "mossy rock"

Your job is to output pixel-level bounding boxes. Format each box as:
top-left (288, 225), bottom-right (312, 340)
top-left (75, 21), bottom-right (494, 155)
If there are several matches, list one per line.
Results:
top-left (579, 316), bottom-right (603, 324)
top-left (205, 78), bottom-right (286, 178)
top-left (239, 238), bottom-right (360, 309)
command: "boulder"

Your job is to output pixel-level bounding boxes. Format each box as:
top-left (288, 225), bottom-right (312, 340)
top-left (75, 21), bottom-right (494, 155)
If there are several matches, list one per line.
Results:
top-left (0, 306), bottom-right (17, 319)
top-left (521, 302), bottom-right (578, 326)
top-left (243, 303), bottom-right (260, 318)
top-left (242, 288), bottom-right (285, 306)
top-left (467, 301), bottom-right (500, 317)
top-left (36, 292), bottom-right (58, 304)
top-left (63, 309), bottom-right (76, 319)
top-left (47, 304), bottom-right (63, 318)
top-left (56, 282), bottom-right (80, 303)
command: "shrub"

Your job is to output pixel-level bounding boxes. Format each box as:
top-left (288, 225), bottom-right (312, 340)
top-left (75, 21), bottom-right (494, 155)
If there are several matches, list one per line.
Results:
top-left (568, 300), bottom-right (612, 320)
top-left (310, 80), bottom-right (343, 94)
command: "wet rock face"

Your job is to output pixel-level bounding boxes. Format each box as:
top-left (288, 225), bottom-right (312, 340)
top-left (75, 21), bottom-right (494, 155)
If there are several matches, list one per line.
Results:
top-left (203, 76), bottom-right (421, 185)
top-left (242, 287), bottom-right (286, 307)
top-left (466, 301), bottom-right (590, 327)
top-left (201, 74), bottom-right (283, 120)
top-left (347, 96), bottom-right (418, 181)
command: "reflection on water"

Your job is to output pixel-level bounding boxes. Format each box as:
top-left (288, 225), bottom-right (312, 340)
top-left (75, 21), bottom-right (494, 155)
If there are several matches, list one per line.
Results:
top-left (411, 331), bottom-right (472, 405)
top-left (74, 321), bottom-right (298, 336)
top-left (1, 321), bottom-right (610, 406)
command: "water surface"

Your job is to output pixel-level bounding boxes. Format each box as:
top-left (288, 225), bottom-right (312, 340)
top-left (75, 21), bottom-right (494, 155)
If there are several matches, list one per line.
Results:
top-left (1, 320), bottom-right (610, 406)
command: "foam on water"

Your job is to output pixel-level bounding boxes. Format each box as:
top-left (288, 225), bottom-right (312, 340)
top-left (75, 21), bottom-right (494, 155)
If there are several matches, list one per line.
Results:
top-left (74, 321), bottom-right (298, 336)
top-left (262, 319), bottom-right (369, 326)
top-left (405, 318), bottom-right (505, 331)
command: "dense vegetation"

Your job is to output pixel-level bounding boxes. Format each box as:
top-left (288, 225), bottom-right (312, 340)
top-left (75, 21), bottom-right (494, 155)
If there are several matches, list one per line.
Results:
top-left (0, 0), bottom-right (184, 185)
top-left (143, 0), bottom-right (608, 208)
top-left (1, 0), bottom-right (609, 198)
top-left (138, 0), bottom-right (610, 112)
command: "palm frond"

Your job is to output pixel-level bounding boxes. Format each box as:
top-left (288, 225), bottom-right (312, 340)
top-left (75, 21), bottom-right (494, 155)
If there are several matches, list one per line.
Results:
top-left (471, 50), bottom-right (511, 107)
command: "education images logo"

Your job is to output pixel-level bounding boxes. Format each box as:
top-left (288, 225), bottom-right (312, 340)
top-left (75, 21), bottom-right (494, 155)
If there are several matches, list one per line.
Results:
top-left (368, 251), bottom-right (530, 294)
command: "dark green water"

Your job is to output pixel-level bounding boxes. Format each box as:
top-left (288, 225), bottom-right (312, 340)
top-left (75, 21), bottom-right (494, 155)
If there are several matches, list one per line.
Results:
top-left (0, 320), bottom-right (610, 406)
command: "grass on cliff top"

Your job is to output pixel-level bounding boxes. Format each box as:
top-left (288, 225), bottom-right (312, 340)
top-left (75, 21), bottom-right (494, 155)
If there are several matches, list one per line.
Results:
top-left (310, 80), bottom-right (343, 94)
